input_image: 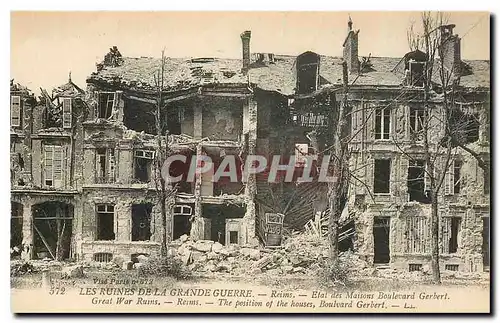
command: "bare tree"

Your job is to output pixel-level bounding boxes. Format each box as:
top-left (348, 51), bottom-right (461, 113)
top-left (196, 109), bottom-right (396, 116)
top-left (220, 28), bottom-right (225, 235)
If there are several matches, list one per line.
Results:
top-left (403, 12), bottom-right (463, 283)
top-left (327, 61), bottom-right (351, 260)
top-left (153, 50), bottom-right (175, 257)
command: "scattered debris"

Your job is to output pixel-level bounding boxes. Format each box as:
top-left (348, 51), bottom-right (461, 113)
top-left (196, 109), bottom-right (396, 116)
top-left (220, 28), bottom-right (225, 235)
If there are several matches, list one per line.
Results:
top-left (10, 261), bottom-right (35, 277)
top-left (122, 261), bottom-right (134, 270)
top-left (167, 233), bottom-right (339, 277)
top-left (103, 46), bottom-right (123, 68)
top-left (61, 264), bottom-right (84, 279)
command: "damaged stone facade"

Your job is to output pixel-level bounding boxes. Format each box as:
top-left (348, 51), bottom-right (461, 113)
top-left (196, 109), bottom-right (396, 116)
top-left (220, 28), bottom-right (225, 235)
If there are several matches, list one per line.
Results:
top-left (80, 55), bottom-right (262, 261)
top-left (11, 19), bottom-right (489, 272)
top-left (10, 77), bottom-right (86, 261)
top-left (344, 23), bottom-right (490, 273)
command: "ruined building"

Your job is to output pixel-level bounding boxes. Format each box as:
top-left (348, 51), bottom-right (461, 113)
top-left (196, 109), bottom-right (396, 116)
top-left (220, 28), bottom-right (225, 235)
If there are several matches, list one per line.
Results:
top-left (11, 20), bottom-right (490, 273)
top-left (10, 76), bottom-right (86, 260)
top-left (343, 23), bottom-right (490, 273)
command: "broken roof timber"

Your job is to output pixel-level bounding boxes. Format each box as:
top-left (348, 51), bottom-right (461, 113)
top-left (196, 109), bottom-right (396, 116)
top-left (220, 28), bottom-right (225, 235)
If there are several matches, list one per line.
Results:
top-left (201, 91), bottom-right (252, 98)
top-left (165, 91), bottom-right (198, 104)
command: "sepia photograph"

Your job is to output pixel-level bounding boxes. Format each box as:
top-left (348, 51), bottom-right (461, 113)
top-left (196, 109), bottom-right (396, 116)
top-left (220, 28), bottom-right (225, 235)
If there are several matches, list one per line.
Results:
top-left (9, 10), bottom-right (491, 314)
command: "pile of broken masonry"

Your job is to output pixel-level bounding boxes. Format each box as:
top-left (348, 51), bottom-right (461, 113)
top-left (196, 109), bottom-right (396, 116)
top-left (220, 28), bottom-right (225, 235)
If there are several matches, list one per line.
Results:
top-left (164, 233), bottom-right (362, 277)
top-left (151, 233), bottom-right (489, 281)
top-left (10, 233), bottom-right (489, 281)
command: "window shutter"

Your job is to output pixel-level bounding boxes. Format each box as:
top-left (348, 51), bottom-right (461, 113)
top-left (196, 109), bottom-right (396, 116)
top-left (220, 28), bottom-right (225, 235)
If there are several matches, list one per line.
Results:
top-left (11, 96), bottom-right (21, 127)
top-left (93, 91), bottom-right (100, 120)
top-left (95, 150), bottom-right (102, 180)
top-left (440, 217), bottom-right (451, 254)
top-left (113, 91), bottom-right (122, 119)
top-left (373, 106), bottom-right (379, 140)
top-left (44, 146), bottom-right (54, 185)
top-left (62, 98), bottom-right (72, 128)
top-left (108, 149), bottom-right (115, 181)
top-left (53, 146), bottom-right (64, 188)
top-left (444, 161), bottom-right (454, 195)
top-left (353, 102), bottom-right (364, 141)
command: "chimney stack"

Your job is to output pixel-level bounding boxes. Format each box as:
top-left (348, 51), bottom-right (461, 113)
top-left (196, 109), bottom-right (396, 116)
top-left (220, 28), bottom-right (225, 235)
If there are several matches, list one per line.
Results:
top-left (342, 17), bottom-right (360, 74)
top-left (347, 15), bottom-right (353, 32)
top-left (240, 31), bottom-right (251, 74)
top-left (439, 24), bottom-right (462, 77)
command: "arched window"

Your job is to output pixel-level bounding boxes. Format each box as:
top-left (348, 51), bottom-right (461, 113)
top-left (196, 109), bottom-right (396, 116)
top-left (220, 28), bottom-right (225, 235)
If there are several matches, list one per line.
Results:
top-left (296, 52), bottom-right (320, 94)
top-left (403, 50), bottom-right (428, 87)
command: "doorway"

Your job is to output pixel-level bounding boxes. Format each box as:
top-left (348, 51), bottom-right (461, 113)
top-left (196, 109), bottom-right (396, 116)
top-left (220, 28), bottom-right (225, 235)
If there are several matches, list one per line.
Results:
top-left (173, 204), bottom-right (193, 240)
top-left (32, 201), bottom-right (73, 260)
top-left (373, 217), bottom-right (390, 264)
top-left (202, 204), bottom-right (245, 245)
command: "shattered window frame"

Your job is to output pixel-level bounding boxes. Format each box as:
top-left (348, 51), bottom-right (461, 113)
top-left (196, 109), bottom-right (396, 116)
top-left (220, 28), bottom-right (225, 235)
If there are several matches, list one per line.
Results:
top-left (441, 216), bottom-right (462, 254)
top-left (408, 61), bottom-right (426, 88)
top-left (444, 160), bottom-right (462, 195)
top-left (173, 205), bottom-right (192, 216)
top-left (95, 148), bottom-right (115, 184)
top-left (409, 106), bottom-right (425, 141)
top-left (449, 104), bottom-right (480, 145)
top-left (134, 149), bottom-right (155, 183)
top-left (98, 92), bottom-right (115, 119)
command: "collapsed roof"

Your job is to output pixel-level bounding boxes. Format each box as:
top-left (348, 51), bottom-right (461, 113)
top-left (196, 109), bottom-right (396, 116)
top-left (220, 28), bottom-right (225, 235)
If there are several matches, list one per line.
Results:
top-left (87, 54), bottom-right (490, 96)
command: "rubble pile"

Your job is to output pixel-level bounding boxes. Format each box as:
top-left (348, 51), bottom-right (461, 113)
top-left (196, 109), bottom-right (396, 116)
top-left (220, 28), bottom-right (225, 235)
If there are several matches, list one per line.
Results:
top-left (61, 264), bottom-right (85, 279)
top-left (164, 233), bottom-right (361, 277)
top-left (10, 235), bottom-right (488, 282)
top-left (10, 261), bottom-right (35, 277)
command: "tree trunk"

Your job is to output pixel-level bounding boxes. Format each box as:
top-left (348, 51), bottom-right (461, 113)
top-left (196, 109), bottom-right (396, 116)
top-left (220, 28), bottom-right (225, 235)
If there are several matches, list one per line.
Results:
top-left (159, 188), bottom-right (168, 257)
top-left (328, 180), bottom-right (340, 260)
top-left (421, 25), bottom-right (441, 282)
top-left (56, 218), bottom-right (62, 261)
top-left (328, 62), bottom-right (349, 262)
top-left (430, 196), bottom-right (441, 283)
top-left (155, 51), bottom-right (169, 258)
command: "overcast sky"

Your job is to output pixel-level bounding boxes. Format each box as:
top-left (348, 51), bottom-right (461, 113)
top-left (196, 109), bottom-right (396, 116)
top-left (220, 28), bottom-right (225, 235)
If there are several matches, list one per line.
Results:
top-left (11, 11), bottom-right (490, 94)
